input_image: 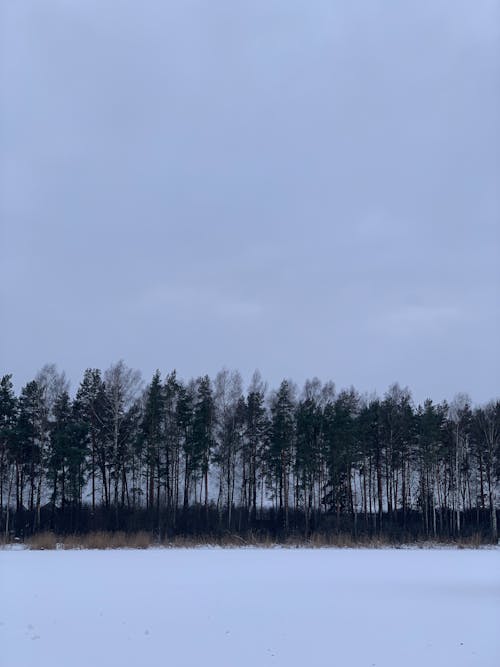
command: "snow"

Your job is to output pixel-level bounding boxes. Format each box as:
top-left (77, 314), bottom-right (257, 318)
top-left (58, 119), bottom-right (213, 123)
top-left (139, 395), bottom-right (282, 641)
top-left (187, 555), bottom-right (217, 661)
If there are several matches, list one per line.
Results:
top-left (0, 547), bottom-right (498, 667)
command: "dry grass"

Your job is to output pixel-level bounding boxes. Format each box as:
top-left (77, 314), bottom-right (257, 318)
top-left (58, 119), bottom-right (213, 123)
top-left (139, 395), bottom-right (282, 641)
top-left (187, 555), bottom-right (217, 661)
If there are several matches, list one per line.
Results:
top-left (14, 530), bottom-right (491, 550)
top-left (306, 532), bottom-right (386, 548)
top-left (162, 532), bottom-right (275, 549)
top-left (69, 531), bottom-right (154, 549)
top-left (27, 532), bottom-right (60, 550)
top-left (25, 531), bottom-right (154, 550)
top-left (163, 532), bottom-right (402, 549)
top-left (454, 532), bottom-right (484, 549)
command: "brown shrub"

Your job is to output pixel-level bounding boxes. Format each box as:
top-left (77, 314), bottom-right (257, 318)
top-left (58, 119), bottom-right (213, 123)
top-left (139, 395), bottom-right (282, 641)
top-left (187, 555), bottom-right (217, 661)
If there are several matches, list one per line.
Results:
top-left (24, 531), bottom-right (154, 550)
top-left (21, 530), bottom-right (489, 550)
top-left (455, 533), bottom-right (483, 549)
top-left (27, 532), bottom-right (59, 550)
top-left (64, 531), bottom-right (155, 549)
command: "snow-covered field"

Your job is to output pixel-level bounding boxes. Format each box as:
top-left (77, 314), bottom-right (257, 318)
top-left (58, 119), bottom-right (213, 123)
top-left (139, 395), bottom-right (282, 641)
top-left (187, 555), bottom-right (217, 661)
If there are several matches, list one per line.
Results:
top-left (1, 548), bottom-right (498, 667)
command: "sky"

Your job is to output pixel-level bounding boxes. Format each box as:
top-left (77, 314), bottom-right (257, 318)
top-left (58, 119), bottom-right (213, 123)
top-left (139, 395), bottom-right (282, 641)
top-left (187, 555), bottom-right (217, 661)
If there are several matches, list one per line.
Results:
top-left (1, 0), bottom-right (499, 404)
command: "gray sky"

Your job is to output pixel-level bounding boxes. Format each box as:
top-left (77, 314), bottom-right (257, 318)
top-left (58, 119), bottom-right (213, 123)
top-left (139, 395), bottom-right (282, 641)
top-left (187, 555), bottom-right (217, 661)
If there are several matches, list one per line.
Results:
top-left (1, 0), bottom-right (499, 404)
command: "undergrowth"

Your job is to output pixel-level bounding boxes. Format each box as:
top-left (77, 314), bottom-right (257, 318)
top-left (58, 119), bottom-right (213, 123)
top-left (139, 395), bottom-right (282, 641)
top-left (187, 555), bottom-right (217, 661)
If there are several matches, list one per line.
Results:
top-left (3, 530), bottom-right (492, 550)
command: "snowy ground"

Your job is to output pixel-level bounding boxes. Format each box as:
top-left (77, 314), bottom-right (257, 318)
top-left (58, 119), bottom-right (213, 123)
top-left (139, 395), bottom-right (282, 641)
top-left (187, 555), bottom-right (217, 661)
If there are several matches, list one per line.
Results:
top-left (1, 547), bottom-right (498, 667)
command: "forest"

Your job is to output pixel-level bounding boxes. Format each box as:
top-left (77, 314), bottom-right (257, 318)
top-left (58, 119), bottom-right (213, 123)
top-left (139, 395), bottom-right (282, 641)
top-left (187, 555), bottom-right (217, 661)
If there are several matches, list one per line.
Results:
top-left (0, 362), bottom-right (498, 543)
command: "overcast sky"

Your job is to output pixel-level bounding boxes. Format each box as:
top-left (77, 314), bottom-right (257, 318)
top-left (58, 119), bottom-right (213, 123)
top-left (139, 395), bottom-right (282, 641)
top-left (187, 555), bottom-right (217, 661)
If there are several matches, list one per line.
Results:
top-left (1, 0), bottom-right (499, 404)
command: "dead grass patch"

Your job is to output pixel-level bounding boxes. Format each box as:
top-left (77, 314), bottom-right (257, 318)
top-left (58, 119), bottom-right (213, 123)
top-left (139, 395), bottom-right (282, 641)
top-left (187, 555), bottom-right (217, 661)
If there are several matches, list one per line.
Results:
top-left (19, 530), bottom-right (492, 550)
top-left (26, 532), bottom-right (60, 550)
top-left (25, 531), bottom-right (154, 550)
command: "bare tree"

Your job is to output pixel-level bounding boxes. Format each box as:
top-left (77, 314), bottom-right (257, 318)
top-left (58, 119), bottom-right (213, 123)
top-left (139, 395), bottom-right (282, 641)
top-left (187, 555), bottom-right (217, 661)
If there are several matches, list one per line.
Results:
top-left (33, 364), bottom-right (70, 530)
top-left (475, 402), bottom-right (499, 541)
top-left (103, 361), bottom-right (142, 515)
top-left (449, 394), bottom-right (472, 535)
top-left (214, 369), bottom-right (244, 528)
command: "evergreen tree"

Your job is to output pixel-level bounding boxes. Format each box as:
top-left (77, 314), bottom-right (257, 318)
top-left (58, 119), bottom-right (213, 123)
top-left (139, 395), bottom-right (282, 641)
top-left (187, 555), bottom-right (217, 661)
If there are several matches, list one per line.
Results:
top-left (16, 381), bottom-right (45, 514)
top-left (192, 375), bottom-right (215, 517)
top-left (0, 375), bottom-right (18, 534)
top-left (75, 369), bottom-right (107, 510)
top-left (1, 363), bottom-right (498, 542)
top-left (295, 385), bottom-right (323, 535)
top-left (243, 381), bottom-right (268, 522)
top-left (140, 371), bottom-right (164, 512)
top-left (323, 389), bottom-right (359, 531)
top-left (268, 380), bottom-right (296, 531)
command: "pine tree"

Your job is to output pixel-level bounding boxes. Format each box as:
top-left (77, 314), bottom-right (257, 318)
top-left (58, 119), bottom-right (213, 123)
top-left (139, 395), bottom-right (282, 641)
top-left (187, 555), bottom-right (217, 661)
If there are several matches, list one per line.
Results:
top-left (0, 375), bottom-right (18, 536)
top-left (140, 371), bottom-right (164, 514)
top-left (47, 391), bottom-right (73, 516)
top-left (177, 380), bottom-right (195, 511)
top-left (268, 380), bottom-right (296, 532)
top-left (243, 382), bottom-right (268, 522)
top-left (193, 375), bottom-right (215, 520)
top-left (75, 369), bottom-right (107, 511)
top-left (295, 388), bottom-right (322, 535)
top-left (16, 381), bottom-right (45, 515)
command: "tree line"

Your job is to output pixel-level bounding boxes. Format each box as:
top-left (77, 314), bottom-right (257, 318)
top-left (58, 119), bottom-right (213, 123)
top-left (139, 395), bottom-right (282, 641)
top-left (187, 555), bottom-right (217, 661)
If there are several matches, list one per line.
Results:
top-left (0, 362), bottom-right (498, 542)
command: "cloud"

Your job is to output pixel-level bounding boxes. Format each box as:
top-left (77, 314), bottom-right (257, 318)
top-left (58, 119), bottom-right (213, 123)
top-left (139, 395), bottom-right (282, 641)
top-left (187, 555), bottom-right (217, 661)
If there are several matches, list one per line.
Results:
top-left (135, 284), bottom-right (263, 322)
top-left (375, 304), bottom-right (462, 336)
top-left (0, 0), bottom-right (498, 402)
